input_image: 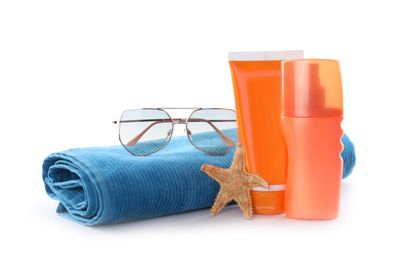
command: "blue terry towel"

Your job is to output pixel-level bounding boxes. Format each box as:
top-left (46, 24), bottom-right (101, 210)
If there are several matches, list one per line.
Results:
top-left (341, 133), bottom-right (356, 179)
top-left (43, 133), bottom-right (356, 225)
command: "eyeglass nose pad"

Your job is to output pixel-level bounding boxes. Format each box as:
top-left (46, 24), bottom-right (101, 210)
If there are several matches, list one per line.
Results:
top-left (166, 129), bottom-right (173, 141)
top-left (185, 128), bottom-right (193, 141)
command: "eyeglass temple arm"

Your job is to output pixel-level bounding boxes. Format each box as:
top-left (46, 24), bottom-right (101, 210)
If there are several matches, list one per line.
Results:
top-left (125, 118), bottom-right (236, 147)
top-left (125, 119), bottom-right (169, 147)
top-left (190, 118), bottom-right (236, 146)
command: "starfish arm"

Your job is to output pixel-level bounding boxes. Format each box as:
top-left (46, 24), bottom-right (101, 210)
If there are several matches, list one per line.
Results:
top-left (229, 144), bottom-right (245, 172)
top-left (248, 174), bottom-right (269, 190)
top-left (233, 189), bottom-right (254, 220)
top-left (201, 164), bottom-right (228, 182)
top-left (211, 189), bottom-right (233, 216)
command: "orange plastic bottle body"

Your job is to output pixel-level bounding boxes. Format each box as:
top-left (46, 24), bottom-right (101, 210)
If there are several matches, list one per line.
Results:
top-left (229, 60), bottom-right (287, 214)
top-left (282, 116), bottom-right (344, 220)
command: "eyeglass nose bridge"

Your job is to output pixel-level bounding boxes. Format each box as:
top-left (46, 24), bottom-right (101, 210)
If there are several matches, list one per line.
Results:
top-left (172, 118), bottom-right (188, 124)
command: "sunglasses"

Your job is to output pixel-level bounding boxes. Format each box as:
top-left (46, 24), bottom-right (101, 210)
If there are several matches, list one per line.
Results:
top-left (113, 108), bottom-right (238, 156)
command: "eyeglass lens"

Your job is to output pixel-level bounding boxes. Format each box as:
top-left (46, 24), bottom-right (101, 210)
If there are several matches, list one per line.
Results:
top-left (119, 109), bottom-right (173, 156)
top-left (186, 109), bottom-right (237, 155)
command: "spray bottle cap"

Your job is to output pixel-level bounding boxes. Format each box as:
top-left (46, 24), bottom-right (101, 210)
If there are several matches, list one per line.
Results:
top-left (281, 59), bottom-right (343, 117)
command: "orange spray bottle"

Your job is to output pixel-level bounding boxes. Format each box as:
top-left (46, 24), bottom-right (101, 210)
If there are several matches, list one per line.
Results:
top-left (281, 59), bottom-right (344, 220)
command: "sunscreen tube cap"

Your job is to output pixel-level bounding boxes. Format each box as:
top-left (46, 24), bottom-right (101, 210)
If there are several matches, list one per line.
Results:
top-left (281, 59), bottom-right (343, 117)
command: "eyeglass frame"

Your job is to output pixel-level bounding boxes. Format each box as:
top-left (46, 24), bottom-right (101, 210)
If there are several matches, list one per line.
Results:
top-left (113, 107), bottom-right (238, 156)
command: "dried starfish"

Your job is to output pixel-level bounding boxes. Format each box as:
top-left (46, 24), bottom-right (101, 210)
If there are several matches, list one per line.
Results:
top-left (201, 144), bottom-right (269, 219)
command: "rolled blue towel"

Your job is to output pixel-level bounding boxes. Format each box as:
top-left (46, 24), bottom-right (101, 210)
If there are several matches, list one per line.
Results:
top-left (42, 132), bottom-right (356, 225)
top-left (341, 133), bottom-right (356, 179)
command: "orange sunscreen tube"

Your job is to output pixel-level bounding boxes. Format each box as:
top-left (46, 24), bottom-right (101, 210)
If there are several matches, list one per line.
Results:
top-left (281, 59), bottom-right (344, 220)
top-left (229, 50), bottom-right (304, 214)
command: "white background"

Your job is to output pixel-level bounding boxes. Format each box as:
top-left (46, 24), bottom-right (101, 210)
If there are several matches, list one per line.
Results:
top-left (1, 0), bottom-right (413, 259)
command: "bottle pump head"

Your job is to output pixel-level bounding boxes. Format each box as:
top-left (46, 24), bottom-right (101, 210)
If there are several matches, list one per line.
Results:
top-left (281, 59), bottom-right (343, 117)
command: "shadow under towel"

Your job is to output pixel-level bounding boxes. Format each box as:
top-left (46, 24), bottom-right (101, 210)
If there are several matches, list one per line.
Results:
top-left (42, 132), bottom-right (356, 225)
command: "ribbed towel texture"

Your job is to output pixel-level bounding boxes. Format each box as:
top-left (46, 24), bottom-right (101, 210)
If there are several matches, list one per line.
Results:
top-left (43, 133), bottom-right (356, 225)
